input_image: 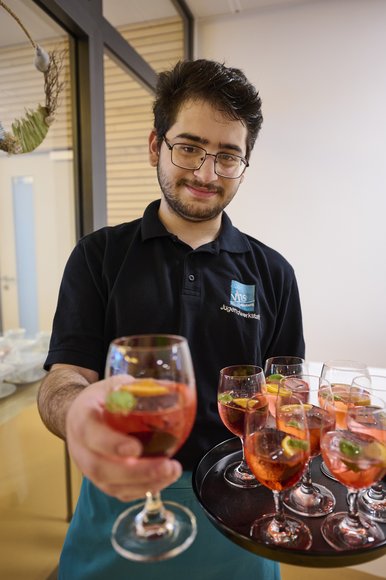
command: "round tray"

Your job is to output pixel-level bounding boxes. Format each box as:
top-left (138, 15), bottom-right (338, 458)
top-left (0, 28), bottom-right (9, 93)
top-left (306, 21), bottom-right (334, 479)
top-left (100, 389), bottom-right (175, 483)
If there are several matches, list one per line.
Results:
top-left (192, 437), bottom-right (386, 567)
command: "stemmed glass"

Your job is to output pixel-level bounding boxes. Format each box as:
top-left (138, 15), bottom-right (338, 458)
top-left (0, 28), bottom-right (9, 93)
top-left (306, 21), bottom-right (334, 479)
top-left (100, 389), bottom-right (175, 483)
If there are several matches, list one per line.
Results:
top-left (264, 355), bottom-right (306, 379)
top-left (104, 335), bottom-right (197, 561)
top-left (264, 356), bottom-right (306, 401)
top-left (320, 394), bottom-right (386, 550)
top-left (281, 375), bottom-right (336, 517)
top-left (245, 392), bottom-right (312, 549)
top-left (351, 375), bottom-right (386, 523)
top-left (217, 365), bottom-right (265, 488)
top-left (320, 359), bottom-right (370, 479)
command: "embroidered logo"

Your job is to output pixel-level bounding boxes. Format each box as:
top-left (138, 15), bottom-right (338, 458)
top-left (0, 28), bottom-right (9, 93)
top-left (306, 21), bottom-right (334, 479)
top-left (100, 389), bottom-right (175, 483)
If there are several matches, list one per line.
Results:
top-left (230, 280), bottom-right (255, 312)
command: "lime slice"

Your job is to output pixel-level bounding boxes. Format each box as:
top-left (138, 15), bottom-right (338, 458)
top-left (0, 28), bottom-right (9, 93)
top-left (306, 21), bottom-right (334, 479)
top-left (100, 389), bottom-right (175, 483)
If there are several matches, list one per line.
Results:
top-left (281, 435), bottom-right (309, 457)
top-left (105, 390), bottom-right (136, 413)
top-left (218, 392), bottom-right (233, 404)
top-left (266, 373), bottom-right (284, 383)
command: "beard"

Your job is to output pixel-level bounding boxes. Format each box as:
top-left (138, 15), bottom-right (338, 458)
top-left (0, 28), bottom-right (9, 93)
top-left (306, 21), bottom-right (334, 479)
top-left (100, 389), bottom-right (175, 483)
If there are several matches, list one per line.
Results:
top-left (157, 164), bottom-right (238, 222)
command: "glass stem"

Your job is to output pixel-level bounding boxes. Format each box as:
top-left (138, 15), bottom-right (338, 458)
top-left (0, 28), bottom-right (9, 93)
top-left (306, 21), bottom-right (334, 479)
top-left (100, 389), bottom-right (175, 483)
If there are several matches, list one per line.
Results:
top-left (135, 491), bottom-right (174, 539)
top-left (300, 461), bottom-right (314, 494)
top-left (272, 490), bottom-right (286, 531)
top-left (238, 438), bottom-right (252, 474)
top-left (346, 489), bottom-right (361, 527)
top-left (368, 482), bottom-right (384, 500)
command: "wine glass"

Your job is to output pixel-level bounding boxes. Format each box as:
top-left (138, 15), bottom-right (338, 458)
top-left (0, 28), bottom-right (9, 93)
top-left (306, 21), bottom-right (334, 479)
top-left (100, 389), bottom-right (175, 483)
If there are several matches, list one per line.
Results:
top-left (104, 335), bottom-right (197, 561)
top-left (217, 365), bottom-right (265, 488)
top-left (320, 359), bottom-right (370, 479)
top-left (245, 392), bottom-right (312, 549)
top-left (320, 399), bottom-right (386, 550)
top-left (264, 356), bottom-right (306, 406)
top-left (351, 375), bottom-right (386, 523)
top-left (281, 375), bottom-right (336, 517)
top-left (264, 355), bottom-right (306, 379)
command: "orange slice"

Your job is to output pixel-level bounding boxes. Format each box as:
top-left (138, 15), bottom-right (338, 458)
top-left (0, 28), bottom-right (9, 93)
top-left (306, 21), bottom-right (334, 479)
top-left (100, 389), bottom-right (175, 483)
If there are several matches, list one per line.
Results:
top-left (121, 379), bottom-right (169, 397)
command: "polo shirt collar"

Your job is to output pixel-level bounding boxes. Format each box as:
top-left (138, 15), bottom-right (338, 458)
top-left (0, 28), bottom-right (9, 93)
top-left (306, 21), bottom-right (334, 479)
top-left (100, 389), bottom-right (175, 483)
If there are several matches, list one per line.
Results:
top-left (141, 199), bottom-right (251, 254)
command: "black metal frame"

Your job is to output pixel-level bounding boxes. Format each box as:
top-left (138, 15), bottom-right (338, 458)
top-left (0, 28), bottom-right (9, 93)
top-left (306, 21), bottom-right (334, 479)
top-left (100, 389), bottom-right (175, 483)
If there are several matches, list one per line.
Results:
top-left (33, 0), bottom-right (193, 237)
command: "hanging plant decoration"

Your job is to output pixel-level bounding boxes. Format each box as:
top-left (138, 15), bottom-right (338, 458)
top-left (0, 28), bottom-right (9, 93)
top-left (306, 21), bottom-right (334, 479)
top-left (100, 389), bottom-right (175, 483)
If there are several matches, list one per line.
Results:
top-left (0, 0), bottom-right (66, 155)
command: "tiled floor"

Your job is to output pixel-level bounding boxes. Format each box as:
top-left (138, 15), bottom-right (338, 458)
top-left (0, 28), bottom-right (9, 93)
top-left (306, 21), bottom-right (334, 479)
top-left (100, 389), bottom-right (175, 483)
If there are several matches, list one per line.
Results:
top-left (0, 393), bottom-right (384, 580)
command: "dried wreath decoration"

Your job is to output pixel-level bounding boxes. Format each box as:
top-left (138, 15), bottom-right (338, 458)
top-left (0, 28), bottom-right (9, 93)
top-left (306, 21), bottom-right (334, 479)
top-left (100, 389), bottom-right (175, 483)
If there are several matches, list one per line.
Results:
top-left (0, 0), bottom-right (66, 154)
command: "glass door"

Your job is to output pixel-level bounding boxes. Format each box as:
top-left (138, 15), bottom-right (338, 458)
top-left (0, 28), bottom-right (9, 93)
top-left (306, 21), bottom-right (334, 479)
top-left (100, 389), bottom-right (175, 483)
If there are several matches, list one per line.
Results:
top-left (0, 1), bottom-right (75, 338)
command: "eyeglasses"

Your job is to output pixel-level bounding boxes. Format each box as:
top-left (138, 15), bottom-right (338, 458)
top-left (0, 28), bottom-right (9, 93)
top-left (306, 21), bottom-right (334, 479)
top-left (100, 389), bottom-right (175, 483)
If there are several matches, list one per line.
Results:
top-left (163, 136), bottom-right (248, 179)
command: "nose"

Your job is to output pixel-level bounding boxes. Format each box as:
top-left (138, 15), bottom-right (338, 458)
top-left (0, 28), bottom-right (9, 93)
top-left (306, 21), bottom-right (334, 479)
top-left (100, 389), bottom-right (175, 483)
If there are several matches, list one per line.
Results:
top-left (193, 154), bottom-right (218, 182)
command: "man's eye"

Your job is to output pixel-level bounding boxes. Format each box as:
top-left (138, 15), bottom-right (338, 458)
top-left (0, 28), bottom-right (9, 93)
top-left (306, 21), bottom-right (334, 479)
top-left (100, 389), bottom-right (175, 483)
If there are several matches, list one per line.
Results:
top-left (218, 153), bottom-right (239, 164)
top-left (180, 145), bottom-right (200, 155)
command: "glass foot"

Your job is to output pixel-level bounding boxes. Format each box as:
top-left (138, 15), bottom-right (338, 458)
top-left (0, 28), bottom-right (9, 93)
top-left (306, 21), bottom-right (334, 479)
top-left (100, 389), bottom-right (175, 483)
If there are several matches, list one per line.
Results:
top-left (250, 513), bottom-right (312, 550)
top-left (321, 511), bottom-right (384, 550)
top-left (111, 500), bottom-right (197, 561)
top-left (224, 460), bottom-right (260, 489)
top-left (358, 488), bottom-right (386, 523)
top-left (320, 461), bottom-right (338, 482)
top-left (283, 482), bottom-right (336, 517)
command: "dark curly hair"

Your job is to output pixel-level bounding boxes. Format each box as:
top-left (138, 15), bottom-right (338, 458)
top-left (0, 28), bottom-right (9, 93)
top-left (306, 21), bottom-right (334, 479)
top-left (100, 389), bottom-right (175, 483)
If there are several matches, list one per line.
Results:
top-left (153, 59), bottom-right (263, 160)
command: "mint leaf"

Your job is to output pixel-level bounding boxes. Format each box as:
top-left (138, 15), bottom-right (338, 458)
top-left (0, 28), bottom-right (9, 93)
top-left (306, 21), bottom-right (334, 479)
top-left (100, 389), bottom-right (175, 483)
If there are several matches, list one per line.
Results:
top-left (339, 439), bottom-right (360, 458)
top-left (218, 393), bottom-right (233, 404)
top-left (287, 419), bottom-right (302, 429)
top-left (288, 438), bottom-right (309, 451)
top-left (105, 390), bottom-right (136, 413)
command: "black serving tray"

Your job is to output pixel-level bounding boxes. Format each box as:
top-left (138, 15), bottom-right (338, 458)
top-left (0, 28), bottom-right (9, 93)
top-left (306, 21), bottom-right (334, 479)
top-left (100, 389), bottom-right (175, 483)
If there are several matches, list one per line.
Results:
top-left (192, 437), bottom-right (386, 567)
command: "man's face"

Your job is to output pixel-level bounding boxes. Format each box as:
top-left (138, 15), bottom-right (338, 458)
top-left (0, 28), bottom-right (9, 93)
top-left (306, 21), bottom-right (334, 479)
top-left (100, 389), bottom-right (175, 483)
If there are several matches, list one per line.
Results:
top-left (149, 99), bottom-right (248, 222)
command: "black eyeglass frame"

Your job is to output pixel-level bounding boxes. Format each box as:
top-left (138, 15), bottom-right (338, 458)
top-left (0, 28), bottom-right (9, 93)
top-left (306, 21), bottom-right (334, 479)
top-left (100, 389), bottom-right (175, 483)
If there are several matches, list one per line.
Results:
top-left (162, 136), bottom-right (249, 179)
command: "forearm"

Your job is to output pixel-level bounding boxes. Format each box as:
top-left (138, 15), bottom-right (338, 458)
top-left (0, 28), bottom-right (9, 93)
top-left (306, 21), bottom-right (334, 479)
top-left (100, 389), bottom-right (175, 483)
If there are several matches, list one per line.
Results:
top-left (37, 366), bottom-right (94, 439)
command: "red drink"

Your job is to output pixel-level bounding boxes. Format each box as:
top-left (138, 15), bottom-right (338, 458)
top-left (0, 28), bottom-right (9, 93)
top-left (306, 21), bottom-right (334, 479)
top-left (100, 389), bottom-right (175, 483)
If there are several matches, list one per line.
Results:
top-left (218, 392), bottom-right (267, 437)
top-left (104, 379), bottom-right (196, 457)
top-left (282, 377), bottom-right (309, 403)
top-left (319, 383), bottom-right (371, 430)
top-left (348, 406), bottom-right (386, 443)
top-left (245, 429), bottom-right (309, 491)
top-left (306, 404), bottom-right (334, 457)
top-left (321, 430), bottom-right (386, 489)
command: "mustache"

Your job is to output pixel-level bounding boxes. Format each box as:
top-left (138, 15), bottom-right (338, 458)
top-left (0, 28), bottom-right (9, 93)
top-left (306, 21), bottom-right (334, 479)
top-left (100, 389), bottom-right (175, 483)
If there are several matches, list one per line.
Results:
top-left (176, 178), bottom-right (224, 195)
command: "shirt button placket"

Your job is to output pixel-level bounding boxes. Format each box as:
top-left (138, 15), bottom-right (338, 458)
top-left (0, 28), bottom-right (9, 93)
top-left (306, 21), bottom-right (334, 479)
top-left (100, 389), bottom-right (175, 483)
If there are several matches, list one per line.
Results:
top-left (183, 256), bottom-right (200, 296)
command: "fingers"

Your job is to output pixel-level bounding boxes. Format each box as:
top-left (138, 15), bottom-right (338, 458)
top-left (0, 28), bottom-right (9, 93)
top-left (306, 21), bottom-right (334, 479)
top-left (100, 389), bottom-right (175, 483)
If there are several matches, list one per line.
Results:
top-left (95, 458), bottom-right (183, 502)
top-left (66, 375), bottom-right (143, 459)
top-left (65, 374), bottom-right (183, 502)
top-left (82, 410), bottom-right (143, 458)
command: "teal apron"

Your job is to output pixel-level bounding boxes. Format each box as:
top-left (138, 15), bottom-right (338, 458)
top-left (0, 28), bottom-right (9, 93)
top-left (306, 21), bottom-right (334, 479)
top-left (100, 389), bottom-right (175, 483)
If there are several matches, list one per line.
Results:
top-left (59, 472), bottom-right (281, 580)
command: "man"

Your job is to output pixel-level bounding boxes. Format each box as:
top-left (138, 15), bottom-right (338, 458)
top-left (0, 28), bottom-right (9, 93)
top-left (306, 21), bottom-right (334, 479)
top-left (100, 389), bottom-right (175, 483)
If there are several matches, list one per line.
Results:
top-left (38, 59), bottom-right (304, 579)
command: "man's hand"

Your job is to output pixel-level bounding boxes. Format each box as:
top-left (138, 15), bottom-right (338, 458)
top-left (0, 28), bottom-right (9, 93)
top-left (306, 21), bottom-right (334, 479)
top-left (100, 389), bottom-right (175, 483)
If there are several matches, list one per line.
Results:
top-left (38, 366), bottom-right (182, 502)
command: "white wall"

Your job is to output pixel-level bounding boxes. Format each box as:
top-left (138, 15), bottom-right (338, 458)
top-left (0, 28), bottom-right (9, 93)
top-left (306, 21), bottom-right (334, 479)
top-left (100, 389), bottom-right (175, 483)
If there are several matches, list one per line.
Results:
top-left (195, 0), bottom-right (386, 368)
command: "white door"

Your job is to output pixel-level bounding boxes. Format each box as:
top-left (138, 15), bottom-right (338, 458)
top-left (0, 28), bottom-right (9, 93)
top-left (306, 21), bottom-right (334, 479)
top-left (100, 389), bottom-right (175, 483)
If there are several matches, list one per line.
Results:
top-left (0, 152), bottom-right (76, 336)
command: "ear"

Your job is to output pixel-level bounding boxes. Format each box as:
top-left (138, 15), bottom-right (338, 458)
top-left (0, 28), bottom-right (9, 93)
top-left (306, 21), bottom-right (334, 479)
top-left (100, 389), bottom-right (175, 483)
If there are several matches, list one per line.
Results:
top-left (149, 130), bottom-right (159, 167)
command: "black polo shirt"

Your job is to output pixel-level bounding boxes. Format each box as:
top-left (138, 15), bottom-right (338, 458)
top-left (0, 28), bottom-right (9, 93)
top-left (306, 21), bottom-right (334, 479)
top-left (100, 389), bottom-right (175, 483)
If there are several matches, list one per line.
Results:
top-left (45, 199), bottom-right (305, 469)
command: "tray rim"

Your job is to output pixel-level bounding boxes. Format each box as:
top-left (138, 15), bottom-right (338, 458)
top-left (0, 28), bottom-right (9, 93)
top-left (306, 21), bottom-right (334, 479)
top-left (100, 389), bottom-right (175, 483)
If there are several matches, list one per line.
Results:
top-left (192, 437), bottom-right (386, 568)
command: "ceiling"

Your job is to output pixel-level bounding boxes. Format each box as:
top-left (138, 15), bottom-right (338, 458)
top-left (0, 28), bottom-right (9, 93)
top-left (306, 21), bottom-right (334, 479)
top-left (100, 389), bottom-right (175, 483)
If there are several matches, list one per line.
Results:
top-left (0, 0), bottom-right (307, 47)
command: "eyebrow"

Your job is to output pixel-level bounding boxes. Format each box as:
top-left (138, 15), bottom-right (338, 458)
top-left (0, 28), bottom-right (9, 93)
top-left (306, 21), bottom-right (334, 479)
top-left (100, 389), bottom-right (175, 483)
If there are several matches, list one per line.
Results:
top-left (173, 132), bottom-right (244, 155)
